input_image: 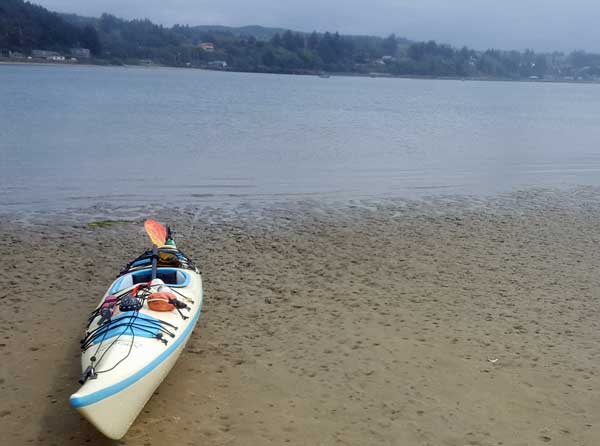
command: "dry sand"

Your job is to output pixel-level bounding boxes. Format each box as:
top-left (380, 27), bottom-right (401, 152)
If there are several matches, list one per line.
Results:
top-left (1, 191), bottom-right (599, 446)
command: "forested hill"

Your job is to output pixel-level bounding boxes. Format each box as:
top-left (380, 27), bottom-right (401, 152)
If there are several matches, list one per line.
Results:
top-left (187, 25), bottom-right (293, 41)
top-left (2, 0), bottom-right (600, 81)
top-left (0, 0), bottom-right (101, 54)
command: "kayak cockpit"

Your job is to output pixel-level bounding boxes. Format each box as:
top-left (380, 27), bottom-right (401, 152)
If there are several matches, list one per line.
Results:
top-left (109, 268), bottom-right (191, 294)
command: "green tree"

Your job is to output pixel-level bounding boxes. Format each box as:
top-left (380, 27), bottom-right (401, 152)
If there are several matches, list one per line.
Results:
top-left (308, 31), bottom-right (319, 50)
top-left (382, 33), bottom-right (397, 55)
top-left (79, 25), bottom-right (101, 55)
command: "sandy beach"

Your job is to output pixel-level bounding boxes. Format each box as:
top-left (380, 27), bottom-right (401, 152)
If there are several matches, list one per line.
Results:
top-left (1, 191), bottom-right (599, 445)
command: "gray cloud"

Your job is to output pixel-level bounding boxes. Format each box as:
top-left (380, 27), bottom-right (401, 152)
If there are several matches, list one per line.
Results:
top-left (35, 0), bottom-right (600, 52)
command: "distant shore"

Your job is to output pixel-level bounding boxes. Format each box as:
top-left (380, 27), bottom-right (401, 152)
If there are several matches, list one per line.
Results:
top-left (2, 57), bottom-right (599, 85)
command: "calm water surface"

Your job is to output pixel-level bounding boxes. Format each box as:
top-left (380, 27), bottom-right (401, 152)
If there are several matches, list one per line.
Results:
top-left (2, 64), bottom-right (600, 212)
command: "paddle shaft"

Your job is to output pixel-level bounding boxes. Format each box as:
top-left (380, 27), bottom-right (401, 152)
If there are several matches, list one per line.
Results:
top-left (151, 245), bottom-right (158, 281)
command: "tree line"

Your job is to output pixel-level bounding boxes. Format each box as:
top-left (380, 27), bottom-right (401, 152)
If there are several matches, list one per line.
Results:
top-left (258, 32), bottom-right (599, 79)
top-left (0, 0), bottom-right (101, 55)
top-left (2, 0), bottom-right (600, 80)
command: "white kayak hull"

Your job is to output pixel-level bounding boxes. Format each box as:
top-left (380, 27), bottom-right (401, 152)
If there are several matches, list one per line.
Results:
top-left (74, 324), bottom-right (193, 439)
top-left (70, 266), bottom-right (203, 439)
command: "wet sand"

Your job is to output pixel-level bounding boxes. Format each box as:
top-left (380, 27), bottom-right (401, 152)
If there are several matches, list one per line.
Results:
top-left (1, 192), bottom-right (599, 445)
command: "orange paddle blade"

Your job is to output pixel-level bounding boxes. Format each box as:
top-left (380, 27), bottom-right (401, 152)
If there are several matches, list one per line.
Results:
top-left (144, 219), bottom-right (167, 246)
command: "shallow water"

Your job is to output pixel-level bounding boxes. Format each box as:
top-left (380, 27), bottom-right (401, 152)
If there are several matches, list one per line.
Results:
top-left (2, 64), bottom-right (600, 213)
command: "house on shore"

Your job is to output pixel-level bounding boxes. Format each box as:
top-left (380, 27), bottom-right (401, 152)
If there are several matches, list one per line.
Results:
top-left (198, 42), bottom-right (215, 52)
top-left (207, 60), bottom-right (227, 69)
top-left (71, 48), bottom-right (91, 59)
top-left (32, 49), bottom-right (60, 58)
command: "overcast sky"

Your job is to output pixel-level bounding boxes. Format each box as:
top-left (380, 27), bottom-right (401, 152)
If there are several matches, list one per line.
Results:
top-left (35, 0), bottom-right (599, 52)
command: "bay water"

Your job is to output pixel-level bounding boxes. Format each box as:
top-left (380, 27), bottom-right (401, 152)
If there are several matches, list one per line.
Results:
top-left (2, 64), bottom-right (600, 213)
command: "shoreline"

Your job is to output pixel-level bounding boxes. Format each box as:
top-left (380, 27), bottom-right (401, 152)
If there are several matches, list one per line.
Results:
top-left (2, 58), bottom-right (599, 85)
top-left (3, 186), bottom-right (600, 226)
top-left (1, 189), bottom-right (599, 445)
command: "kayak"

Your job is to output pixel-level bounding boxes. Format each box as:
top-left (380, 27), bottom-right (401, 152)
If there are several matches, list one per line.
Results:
top-left (70, 220), bottom-right (203, 439)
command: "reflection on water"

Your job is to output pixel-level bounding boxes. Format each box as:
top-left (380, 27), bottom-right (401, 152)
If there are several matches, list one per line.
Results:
top-left (2, 64), bottom-right (600, 212)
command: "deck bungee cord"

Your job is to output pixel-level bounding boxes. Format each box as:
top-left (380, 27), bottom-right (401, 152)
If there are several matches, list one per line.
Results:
top-left (79, 312), bottom-right (138, 384)
top-left (118, 226), bottom-right (198, 277)
top-left (79, 277), bottom-right (192, 384)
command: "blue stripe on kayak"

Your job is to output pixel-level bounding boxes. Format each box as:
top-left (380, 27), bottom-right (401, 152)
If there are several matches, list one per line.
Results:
top-left (89, 313), bottom-right (162, 346)
top-left (130, 258), bottom-right (152, 268)
top-left (70, 292), bottom-right (203, 409)
top-left (109, 276), bottom-right (126, 295)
